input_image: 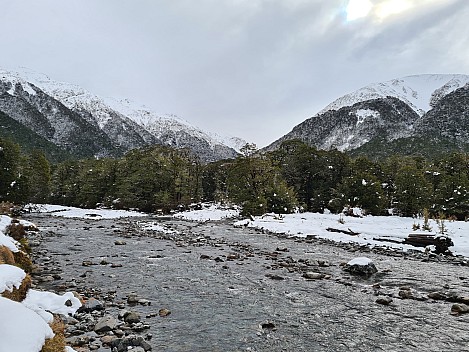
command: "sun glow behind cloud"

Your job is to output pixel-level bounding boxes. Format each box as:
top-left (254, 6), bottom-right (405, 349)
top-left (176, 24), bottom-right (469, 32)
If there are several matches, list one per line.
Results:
top-left (375, 0), bottom-right (412, 19)
top-left (346, 0), bottom-right (444, 22)
top-left (346, 0), bottom-right (373, 21)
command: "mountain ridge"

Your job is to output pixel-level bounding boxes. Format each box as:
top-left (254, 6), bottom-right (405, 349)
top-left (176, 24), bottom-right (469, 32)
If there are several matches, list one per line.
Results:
top-left (0, 68), bottom-right (246, 162)
top-left (266, 74), bottom-right (469, 158)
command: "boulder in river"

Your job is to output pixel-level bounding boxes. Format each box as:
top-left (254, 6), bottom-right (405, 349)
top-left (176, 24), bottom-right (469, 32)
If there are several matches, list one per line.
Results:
top-left (343, 257), bottom-right (377, 277)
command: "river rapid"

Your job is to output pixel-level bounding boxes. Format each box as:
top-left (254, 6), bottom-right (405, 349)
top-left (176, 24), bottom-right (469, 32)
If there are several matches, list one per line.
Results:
top-left (26, 214), bottom-right (469, 352)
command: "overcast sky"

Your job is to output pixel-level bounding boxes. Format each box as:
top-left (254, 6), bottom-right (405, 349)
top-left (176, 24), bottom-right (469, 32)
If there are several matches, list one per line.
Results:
top-left (1, 0), bottom-right (468, 147)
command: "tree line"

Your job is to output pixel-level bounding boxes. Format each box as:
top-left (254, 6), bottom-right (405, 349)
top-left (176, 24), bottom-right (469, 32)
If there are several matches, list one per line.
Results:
top-left (1, 137), bottom-right (468, 220)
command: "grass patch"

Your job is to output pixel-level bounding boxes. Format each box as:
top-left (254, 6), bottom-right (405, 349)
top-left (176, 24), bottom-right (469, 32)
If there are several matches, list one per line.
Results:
top-left (41, 316), bottom-right (66, 352)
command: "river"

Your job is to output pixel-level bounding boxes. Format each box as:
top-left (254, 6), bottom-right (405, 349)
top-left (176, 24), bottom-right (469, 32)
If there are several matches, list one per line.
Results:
top-left (26, 214), bottom-right (469, 352)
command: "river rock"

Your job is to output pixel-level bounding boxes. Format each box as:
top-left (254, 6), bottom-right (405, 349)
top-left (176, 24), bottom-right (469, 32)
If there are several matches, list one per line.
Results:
top-left (111, 335), bottom-right (152, 351)
top-left (376, 297), bottom-right (393, 305)
top-left (343, 257), bottom-right (377, 277)
top-left (101, 335), bottom-right (118, 345)
top-left (67, 335), bottom-right (90, 347)
top-left (129, 347), bottom-right (145, 352)
top-left (124, 311), bottom-right (141, 324)
top-left (115, 240), bottom-right (127, 245)
top-left (158, 308), bottom-right (171, 317)
top-left (95, 315), bottom-right (118, 333)
top-left (451, 303), bottom-right (469, 315)
top-left (127, 293), bottom-right (139, 304)
top-left (428, 291), bottom-right (447, 300)
top-left (398, 289), bottom-right (413, 299)
top-left (79, 298), bottom-right (104, 313)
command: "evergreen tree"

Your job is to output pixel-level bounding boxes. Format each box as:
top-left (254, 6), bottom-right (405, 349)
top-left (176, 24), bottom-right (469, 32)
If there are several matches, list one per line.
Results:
top-left (227, 149), bottom-right (297, 216)
top-left (25, 150), bottom-right (51, 203)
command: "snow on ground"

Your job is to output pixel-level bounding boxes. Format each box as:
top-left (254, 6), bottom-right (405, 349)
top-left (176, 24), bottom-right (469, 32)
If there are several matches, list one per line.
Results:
top-left (22, 290), bottom-right (82, 323)
top-left (0, 264), bottom-right (26, 293)
top-left (173, 204), bottom-right (240, 222)
top-left (30, 204), bottom-right (147, 219)
top-left (0, 215), bottom-right (19, 252)
top-left (347, 257), bottom-right (373, 266)
top-left (0, 296), bottom-right (54, 352)
top-left (234, 212), bottom-right (469, 257)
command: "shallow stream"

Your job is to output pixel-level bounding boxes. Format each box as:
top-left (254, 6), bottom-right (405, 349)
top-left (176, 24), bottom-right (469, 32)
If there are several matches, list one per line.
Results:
top-left (27, 214), bottom-right (469, 351)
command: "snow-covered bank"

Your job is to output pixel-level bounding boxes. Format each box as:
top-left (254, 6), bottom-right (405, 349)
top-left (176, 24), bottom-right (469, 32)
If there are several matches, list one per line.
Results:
top-left (0, 213), bottom-right (81, 351)
top-left (29, 204), bottom-right (147, 219)
top-left (234, 212), bottom-right (469, 257)
top-left (173, 203), bottom-right (240, 222)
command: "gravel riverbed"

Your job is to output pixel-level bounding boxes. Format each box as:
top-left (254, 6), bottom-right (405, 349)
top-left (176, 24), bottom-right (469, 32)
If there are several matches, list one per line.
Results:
top-left (25, 214), bottom-right (469, 352)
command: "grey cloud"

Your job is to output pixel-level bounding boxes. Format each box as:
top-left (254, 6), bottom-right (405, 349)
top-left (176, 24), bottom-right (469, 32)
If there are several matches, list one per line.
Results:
top-left (0, 0), bottom-right (467, 147)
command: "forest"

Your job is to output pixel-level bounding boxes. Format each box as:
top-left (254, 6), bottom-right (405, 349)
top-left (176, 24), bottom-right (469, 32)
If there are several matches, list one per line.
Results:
top-left (0, 137), bottom-right (468, 220)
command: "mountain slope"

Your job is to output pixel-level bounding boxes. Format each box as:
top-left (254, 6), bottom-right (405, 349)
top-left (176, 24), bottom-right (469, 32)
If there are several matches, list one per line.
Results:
top-left (0, 74), bottom-right (119, 158)
top-left (0, 69), bottom-right (246, 162)
top-left (266, 74), bottom-right (469, 158)
top-left (0, 110), bottom-right (72, 161)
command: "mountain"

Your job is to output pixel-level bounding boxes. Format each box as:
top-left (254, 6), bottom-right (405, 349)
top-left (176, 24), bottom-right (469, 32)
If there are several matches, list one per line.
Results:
top-left (0, 68), bottom-right (245, 162)
top-left (266, 74), bottom-right (469, 158)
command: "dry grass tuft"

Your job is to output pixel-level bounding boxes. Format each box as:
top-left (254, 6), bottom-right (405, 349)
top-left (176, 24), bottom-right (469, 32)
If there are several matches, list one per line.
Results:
top-left (41, 316), bottom-right (66, 352)
top-left (1, 274), bottom-right (32, 302)
top-left (6, 223), bottom-right (26, 241)
top-left (0, 245), bottom-right (15, 265)
top-left (13, 250), bottom-right (33, 273)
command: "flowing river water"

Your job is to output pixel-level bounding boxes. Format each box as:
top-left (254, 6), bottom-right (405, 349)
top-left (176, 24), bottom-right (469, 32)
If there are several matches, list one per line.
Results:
top-left (25, 214), bottom-right (469, 352)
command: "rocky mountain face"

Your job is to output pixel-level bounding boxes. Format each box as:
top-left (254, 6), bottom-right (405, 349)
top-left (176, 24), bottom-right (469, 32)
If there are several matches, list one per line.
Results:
top-left (0, 69), bottom-right (244, 162)
top-left (266, 74), bottom-right (469, 158)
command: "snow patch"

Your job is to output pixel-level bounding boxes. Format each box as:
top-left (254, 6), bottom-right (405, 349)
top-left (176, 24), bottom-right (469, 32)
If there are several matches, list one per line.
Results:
top-left (0, 297), bottom-right (54, 352)
top-left (174, 204), bottom-right (240, 222)
top-left (0, 264), bottom-right (26, 293)
top-left (22, 290), bottom-right (82, 323)
top-left (356, 109), bottom-right (380, 124)
top-left (30, 204), bottom-right (147, 219)
top-left (347, 257), bottom-right (373, 266)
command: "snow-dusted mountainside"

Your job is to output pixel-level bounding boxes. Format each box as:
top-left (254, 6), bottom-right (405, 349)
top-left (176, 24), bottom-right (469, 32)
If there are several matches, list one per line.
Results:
top-left (0, 68), bottom-right (246, 162)
top-left (266, 74), bottom-right (469, 158)
top-left (319, 74), bottom-right (469, 117)
top-left (0, 70), bottom-right (118, 158)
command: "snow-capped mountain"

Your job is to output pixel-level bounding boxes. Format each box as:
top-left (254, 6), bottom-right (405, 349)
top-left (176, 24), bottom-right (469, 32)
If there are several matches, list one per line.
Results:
top-left (0, 68), bottom-right (246, 162)
top-left (266, 74), bottom-right (469, 158)
top-left (319, 74), bottom-right (469, 117)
